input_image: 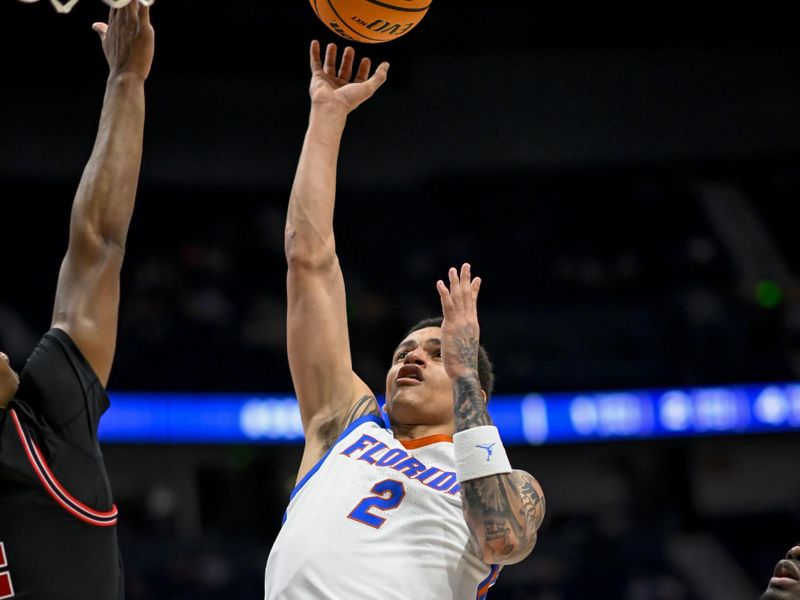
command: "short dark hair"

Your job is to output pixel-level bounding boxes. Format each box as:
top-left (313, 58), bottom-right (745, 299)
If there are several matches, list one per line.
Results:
top-left (405, 317), bottom-right (495, 399)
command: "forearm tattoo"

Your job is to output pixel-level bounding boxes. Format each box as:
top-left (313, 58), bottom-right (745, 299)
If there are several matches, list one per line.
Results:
top-left (454, 375), bottom-right (491, 428)
top-left (455, 374), bottom-right (545, 563)
top-left (454, 334), bottom-right (480, 374)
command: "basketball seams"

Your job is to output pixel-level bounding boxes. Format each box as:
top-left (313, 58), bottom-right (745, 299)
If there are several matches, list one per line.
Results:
top-left (311, 0), bottom-right (430, 43)
top-left (362, 0), bottom-right (431, 13)
top-left (325, 0), bottom-right (385, 43)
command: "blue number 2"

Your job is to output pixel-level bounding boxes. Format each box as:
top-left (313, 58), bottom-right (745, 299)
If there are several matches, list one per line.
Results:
top-left (347, 479), bottom-right (406, 529)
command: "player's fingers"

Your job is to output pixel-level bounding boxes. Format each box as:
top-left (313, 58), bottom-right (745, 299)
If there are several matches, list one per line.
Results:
top-left (309, 40), bottom-right (323, 73)
top-left (114, 5), bottom-right (126, 30)
top-left (365, 62), bottom-right (389, 91)
top-left (447, 267), bottom-right (461, 306)
top-left (354, 57), bottom-right (371, 83)
top-left (92, 22), bottom-right (108, 40)
top-left (323, 43), bottom-right (338, 76)
top-left (436, 280), bottom-right (455, 315)
top-left (139, 3), bottom-right (150, 26)
top-left (460, 263), bottom-right (471, 289)
top-left (338, 46), bottom-right (355, 81)
top-left (461, 263), bottom-right (474, 303)
top-left (471, 277), bottom-right (482, 303)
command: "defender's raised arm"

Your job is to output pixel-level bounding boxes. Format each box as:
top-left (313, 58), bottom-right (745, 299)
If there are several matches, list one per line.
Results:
top-left (285, 41), bottom-right (388, 480)
top-left (51, 3), bottom-right (154, 386)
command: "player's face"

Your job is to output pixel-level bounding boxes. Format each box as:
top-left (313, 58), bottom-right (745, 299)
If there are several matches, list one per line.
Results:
top-left (0, 352), bottom-right (20, 408)
top-left (761, 545), bottom-right (800, 600)
top-left (384, 327), bottom-right (455, 429)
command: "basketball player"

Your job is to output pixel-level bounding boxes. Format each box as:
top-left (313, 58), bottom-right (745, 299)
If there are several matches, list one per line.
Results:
top-left (761, 544), bottom-right (800, 600)
top-left (264, 42), bottom-right (545, 599)
top-left (0, 4), bottom-right (153, 598)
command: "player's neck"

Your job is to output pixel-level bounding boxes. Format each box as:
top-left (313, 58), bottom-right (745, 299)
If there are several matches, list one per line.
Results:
top-left (390, 422), bottom-right (454, 442)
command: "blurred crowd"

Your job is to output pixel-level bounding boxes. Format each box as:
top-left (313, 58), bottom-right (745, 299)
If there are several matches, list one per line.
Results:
top-left (5, 166), bottom-right (800, 395)
top-left (3, 165), bottom-right (800, 599)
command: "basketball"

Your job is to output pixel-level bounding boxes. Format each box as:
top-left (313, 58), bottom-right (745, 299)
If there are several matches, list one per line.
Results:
top-left (309, 0), bottom-right (431, 44)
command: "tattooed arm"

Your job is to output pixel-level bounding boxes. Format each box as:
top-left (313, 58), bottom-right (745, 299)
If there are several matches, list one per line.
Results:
top-left (437, 264), bottom-right (546, 565)
top-left (286, 42), bottom-right (388, 482)
top-left (454, 374), bottom-right (545, 564)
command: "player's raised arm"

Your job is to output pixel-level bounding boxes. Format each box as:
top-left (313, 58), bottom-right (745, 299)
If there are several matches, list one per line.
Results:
top-left (50, 3), bottom-right (153, 387)
top-left (285, 41), bottom-right (388, 474)
top-left (437, 264), bottom-right (547, 565)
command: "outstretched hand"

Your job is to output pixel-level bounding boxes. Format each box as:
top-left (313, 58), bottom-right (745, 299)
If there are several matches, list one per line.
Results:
top-left (92, 2), bottom-right (155, 81)
top-left (436, 263), bottom-right (483, 381)
top-left (309, 40), bottom-right (389, 115)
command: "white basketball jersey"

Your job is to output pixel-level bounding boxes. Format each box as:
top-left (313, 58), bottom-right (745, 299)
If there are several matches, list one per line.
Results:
top-left (264, 415), bottom-right (501, 600)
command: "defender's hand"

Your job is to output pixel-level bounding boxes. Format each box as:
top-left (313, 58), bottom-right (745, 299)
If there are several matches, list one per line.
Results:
top-left (309, 40), bottom-right (389, 115)
top-left (92, 2), bottom-right (155, 81)
top-left (436, 263), bottom-right (483, 381)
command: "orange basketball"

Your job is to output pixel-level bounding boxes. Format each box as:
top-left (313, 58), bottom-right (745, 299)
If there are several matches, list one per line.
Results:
top-left (309, 0), bottom-right (431, 44)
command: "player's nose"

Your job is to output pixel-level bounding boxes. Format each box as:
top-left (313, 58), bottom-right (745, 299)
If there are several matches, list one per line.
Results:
top-left (787, 545), bottom-right (800, 561)
top-left (403, 347), bottom-right (425, 365)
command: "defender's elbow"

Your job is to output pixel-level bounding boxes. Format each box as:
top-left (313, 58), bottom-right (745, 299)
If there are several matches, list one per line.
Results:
top-left (70, 226), bottom-right (126, 264)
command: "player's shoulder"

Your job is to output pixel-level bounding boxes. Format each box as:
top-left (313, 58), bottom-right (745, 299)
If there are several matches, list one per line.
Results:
top-left (24, 327), bottom-right (103, 386)
top-left (319, 399), bottom-right (385, 452)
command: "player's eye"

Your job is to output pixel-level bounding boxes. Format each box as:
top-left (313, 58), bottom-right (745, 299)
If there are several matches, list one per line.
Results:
top-left (395, 351), bottom-right (407, 361)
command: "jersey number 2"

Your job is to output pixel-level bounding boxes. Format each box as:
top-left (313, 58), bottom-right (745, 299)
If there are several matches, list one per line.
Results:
top-left (347, 479), bottom-right (406, 529)
top-left (0, 542), bottom-right (15, 599)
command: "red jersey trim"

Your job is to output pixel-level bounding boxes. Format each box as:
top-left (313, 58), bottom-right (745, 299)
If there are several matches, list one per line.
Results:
top-left (9, 409), bottom-right (118, 527)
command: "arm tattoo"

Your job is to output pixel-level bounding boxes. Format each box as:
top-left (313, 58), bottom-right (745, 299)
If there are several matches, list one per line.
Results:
top-left (318, 394), bottom-right (381, 453)
top-left (454, 374), bottom-right (545, 563)
top-left (454, 335), bottom-right (479, 372)
top-left (461, 471), bottom-right (545, 563)
top-left (343, 394), bottom-right (382, 427)
top-left (454, 374), bottom-right (491, 428)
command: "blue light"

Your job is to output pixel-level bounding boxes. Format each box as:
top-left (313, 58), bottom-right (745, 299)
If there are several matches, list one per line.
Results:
top-left (98, 382), bottom-right (800, 445)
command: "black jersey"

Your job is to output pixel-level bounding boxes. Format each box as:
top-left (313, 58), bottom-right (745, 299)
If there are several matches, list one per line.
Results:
top-left (0, 329), bottom-right (123, 600)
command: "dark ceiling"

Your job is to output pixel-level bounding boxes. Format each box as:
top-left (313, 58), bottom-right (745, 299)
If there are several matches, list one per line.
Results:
top-left (1, 0), bottom-right (799, 188)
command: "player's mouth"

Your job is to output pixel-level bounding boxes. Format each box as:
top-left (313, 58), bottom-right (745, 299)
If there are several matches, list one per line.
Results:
top-left (396, 364), bottom-right (424, 386)
top-left (775, 560), bottom-right (800, 580)
top-left (770, 560), bottom-right (800, 587)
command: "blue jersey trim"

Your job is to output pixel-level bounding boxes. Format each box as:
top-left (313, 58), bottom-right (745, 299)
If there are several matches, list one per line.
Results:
top-left (476, 564), bottom-right (501, 600)
top-left (282, 414), bottom-right (386, 523)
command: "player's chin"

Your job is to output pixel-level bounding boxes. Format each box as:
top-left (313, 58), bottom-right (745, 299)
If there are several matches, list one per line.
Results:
top-left (386, 388), bottom-right (420, 414)
top-left (760, 585), bottom-right (795, 600)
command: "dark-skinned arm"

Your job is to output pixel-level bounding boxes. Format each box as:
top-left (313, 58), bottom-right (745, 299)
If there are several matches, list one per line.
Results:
top-left (50, 3), bottom-right (154, 387)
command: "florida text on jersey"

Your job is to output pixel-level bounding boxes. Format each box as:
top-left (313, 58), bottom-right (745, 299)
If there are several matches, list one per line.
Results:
top-left (265, 414), bottom-right (502, 600)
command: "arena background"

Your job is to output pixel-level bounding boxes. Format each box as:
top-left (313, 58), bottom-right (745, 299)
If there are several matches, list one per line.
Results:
top-left (1, 1), bottom-right (799, 598)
